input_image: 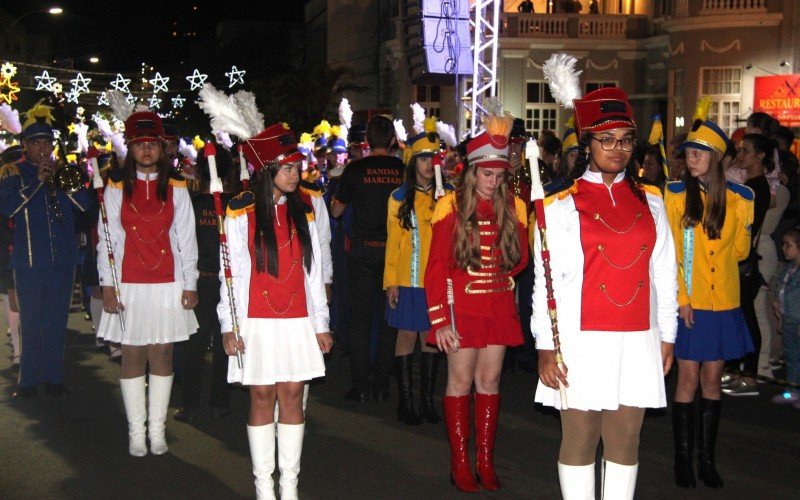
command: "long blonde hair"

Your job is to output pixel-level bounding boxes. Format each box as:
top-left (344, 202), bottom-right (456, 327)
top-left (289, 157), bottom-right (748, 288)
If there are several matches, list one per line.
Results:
top-left (453, 164), bottom-right (521, 271)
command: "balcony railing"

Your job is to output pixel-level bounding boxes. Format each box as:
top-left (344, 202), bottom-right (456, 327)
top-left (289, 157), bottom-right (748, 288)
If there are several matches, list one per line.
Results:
top-left (502, 13), bottom-right (647, 39)
top-left (677, 0), bottom-right (768, 16)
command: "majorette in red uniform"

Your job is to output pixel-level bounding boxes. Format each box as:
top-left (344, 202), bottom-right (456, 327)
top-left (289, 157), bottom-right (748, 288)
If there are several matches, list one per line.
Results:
top-left (531, 88), bottom-right (678, 499)
top-left (97, 111), bottom-right (200, 457)
top-left (218, 123), bottom-right (333, 500)
top-left (424, 109), bottom-right (529, 493)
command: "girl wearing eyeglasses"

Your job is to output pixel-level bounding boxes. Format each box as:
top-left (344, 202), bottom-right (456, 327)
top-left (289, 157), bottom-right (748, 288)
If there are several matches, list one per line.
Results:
top-left (532, 88), bottom-right (678, 499)
top-left (664, 120), bottom-right (754, 489)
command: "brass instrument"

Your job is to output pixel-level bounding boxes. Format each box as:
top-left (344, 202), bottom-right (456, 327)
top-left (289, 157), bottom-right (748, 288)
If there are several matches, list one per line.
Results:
top-left (52, 164), bottom-right (84, 193)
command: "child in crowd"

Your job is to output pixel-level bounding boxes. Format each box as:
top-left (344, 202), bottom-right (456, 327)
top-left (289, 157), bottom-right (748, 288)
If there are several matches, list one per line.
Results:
top-left (773, 228), bottom-right (800, 406)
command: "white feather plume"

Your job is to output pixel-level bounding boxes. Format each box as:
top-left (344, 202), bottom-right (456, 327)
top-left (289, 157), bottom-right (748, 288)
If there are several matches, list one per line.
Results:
top-left (436, 122), bottom-right (458, 148)
top-left (74, 122), bottom-right (89, 154)
top-left (214, 130), bottom-right (234, 150)
top-left (0, 103), bottom-right (22, 134)
top-left (542, 53), bottom-right (582, 109)
top-left (393, 119), bottom-right (407, 143)
top-left (198, 84), bottom-right (263, 140)
top-left (338, 98), bottom-right (352, 142)
top-left (107, 90), bottom-right (135, 121)
top-left (94, 115), bottom-right (127, 159)
top-left (232, 89), bottom-right (265, 138)
top-left (410, 103), bottom-right (426, 134)
top-left (179, 138), bottom-right (197, 162)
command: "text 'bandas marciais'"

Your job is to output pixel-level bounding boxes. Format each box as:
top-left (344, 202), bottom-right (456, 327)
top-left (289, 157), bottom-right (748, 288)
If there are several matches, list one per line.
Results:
top-left (364, 168), bottom-right (400, 184)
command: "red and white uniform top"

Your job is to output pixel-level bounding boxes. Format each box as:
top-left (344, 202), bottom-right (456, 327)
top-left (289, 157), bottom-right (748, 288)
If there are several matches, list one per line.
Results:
top-left (97, 171), bottom-right (198, 290)
top-left (217, 193), bottom-right (329, 334)
top-left (531, 170), bottom-right (678, 348)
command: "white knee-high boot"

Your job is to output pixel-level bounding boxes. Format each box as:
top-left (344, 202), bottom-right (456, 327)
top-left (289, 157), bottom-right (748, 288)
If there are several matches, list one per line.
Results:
top-left (248, 424), bottom-right (277, 500)
top-left (277, 423), bottom-right (305, 500)
top-left (601, 460), bottom-right (638, 500)
top-left (147, 374), bottom-right (173, 455)
top-left (558, 462), bottom-right (595, 500)
top-left (120, 376), bottom-right (147, 457)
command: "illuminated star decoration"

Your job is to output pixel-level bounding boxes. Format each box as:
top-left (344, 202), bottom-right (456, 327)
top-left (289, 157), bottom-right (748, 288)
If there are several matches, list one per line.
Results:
top-left (77, 106), bottom-right (85, 116)
top-left (67, 122), bottom-right (77, 135)
top-left (70, 73), bottom-right (92, 94)
top-left (0, 62), bottom-right (17, 79)
top-left (149, 72), bottom-right (170, 93)
top-left (52, 82), bottom-right (63, 94)
top-left (125, 93), bottom-right (137, 104)
top-left (110, 73), bottom-right (131, 93)
top-left (225, 65), bottom-right (246, 88)
top-left (148, 93), bottom-right (162, 109)
top-left (34, 70), bottom-right (57, 92)
top-left (185, 69), bottom-right (208, 91)
top-left (97, 91), bottom-right (109, 106)
top-left (65, 89), bottom-right (79, 104)
top-left (0, 75), bottom-right (20, 104)
top-left (171, 95), bottom-right (186, 108)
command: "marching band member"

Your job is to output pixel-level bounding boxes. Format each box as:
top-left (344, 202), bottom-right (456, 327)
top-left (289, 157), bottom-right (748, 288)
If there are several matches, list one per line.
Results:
top-left (425, 107), bottom-right (528, 492)
top-left (219, 123), bottom-right (332, 500)
top-left (531, 88), bottom-right (678, 499)
top-left (97, 111), bottom-right (199, 456)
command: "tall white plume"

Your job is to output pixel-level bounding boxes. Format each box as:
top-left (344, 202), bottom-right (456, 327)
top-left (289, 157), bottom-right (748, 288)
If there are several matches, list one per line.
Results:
top-left (393, 119), bottom-right (407, 143)
top-left (338, 98), bottom-right (352, 143)
top-left (179, 138), bottom-right (197, 162)
top-left (410, 103), bottom-right (426, 134)
top-left (436, 121), bottom-right (458, 148)
top-left (214, 130), bottom-right (234, 150)
top-left (107, 90), bottom-right (135, 121)
top-left (74, 122), bottom-right (89, 153)
top-left (197, 84), bottom-right (263, 140)
top-left (0, 103), bottom-right (22, 134)
top-left (94, 115), bottom-right (127, 159)
top-left (542, 53), bottom-right (582, 108)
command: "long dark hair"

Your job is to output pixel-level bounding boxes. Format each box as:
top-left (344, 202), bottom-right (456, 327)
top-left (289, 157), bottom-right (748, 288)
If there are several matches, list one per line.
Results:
top-left (397, 156), bottom-right (435, 230)
top-left (122, 142), bottom-right (171, 201)
top-left (683, 149), bottom-right (727, 240)
top-left (742, 133), bottom-right (776, 174)
top-left (252, 164), bottom-right (313, 277)
top-left (570, 131), bottom-right (647, 204)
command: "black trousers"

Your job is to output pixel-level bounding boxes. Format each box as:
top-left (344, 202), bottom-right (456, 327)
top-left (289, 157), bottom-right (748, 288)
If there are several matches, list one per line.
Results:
top-left (347, 244), bottom-right (397, 393)
top-left (739, 276), bottom-right (762, 376)
top-left (178, 275), bottom-right (230, 410)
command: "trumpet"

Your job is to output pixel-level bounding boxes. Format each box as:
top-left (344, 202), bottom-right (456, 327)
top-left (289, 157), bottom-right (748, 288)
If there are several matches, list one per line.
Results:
top-left (52, 164), bottom-right (85, 193)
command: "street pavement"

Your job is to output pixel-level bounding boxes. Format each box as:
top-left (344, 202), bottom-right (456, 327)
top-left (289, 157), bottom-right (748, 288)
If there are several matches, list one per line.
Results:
top-left (1, 300), bottom-right (799, 499)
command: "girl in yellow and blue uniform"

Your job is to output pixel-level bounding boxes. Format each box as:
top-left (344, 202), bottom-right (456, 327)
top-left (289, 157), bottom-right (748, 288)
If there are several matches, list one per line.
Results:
top-left (385, 121), bottom-right (452, 425)
top-left (664, 119), bottom-right (754, 490)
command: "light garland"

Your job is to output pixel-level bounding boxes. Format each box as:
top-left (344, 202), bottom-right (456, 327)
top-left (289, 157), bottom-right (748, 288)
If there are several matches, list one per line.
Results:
top-left (110, 74), bottom-right (131, 93)
top-left (186, 69), bottom-right (208, 90)
top-left (225, 65), bottom-right (245, 88)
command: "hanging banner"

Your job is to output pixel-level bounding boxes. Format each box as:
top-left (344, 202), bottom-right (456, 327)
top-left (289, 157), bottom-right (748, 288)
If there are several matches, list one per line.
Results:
top-left (754, 74), bottom-right (800, 127)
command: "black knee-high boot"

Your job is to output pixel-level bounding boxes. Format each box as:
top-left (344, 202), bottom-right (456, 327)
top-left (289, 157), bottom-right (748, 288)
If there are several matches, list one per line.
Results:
top-left (698, 398), bottom-right (723, 488)
top-left (672, 401), bottom-right (696, 488)
top-left (396, 355), bottom-right (421, 425)
top-left (419, 352), bottom-right (441, 423)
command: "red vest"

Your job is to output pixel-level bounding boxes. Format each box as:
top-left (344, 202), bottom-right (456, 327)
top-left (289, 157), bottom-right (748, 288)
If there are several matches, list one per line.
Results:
top-left (121, 180), bottom-right (175, 283)
top-left (247, 204), bottom-right (308, 319)
top-left (573, 179), bottom-right (655, 331)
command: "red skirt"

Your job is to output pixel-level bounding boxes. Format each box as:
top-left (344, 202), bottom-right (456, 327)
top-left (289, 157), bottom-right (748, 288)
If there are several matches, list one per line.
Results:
top-left (426, 312), bottom-right (523, 349)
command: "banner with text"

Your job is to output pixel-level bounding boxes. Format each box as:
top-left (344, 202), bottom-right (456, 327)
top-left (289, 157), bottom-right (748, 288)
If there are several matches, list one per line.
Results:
top-left (754, 74), bottom-right (800, 127)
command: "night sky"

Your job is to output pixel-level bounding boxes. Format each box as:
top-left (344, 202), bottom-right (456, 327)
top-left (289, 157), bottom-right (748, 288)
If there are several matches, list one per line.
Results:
top-left (4, 0), bottom-right (306, 71)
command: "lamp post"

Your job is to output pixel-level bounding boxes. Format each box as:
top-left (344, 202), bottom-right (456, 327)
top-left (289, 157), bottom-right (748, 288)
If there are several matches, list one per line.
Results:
top-left (9, 7), bottom-right (63, 30)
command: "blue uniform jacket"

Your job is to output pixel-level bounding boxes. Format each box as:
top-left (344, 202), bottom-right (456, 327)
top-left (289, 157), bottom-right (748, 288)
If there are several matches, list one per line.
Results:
top-left (0, 161), bottom-right (90, 269)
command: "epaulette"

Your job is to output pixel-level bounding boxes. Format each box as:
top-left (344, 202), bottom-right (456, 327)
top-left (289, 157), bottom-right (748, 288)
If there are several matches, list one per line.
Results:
top-left (666, 180), bottom-right (685, 194)
top-left (726, 181), bottom-right (754, 201)
top-left (226, 191), bottom-right (255, 218)
top-left (543, 179), bottom-right (577, 207)
top-left (297, 191), bottom-right (316, 223)
top-left (107, 166), bottom-right (124, 185)
top-left (169, 177), bottom-right (188, 189)
top-left (299, 180), bottom-right (323, 197)
top-left (391, 184), bottom-right (407, 202)
top-left (432, 191), bottom-right (457, 224)
top-left (305, 202), bottom-right (316, 222)
top-left (0, 162), bottom-right (20, 180)
top-left (514, 197), bottom-right (528, 228)
top-left (641, 183), bottom-right (663, 198)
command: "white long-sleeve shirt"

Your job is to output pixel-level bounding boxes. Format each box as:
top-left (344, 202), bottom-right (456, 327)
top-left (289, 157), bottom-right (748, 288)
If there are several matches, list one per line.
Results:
top-left (531, 170), bottom-right (678, 349)
top-left (97, 171), bottom-right (198, 291)
top-left (216, 198), bottom-right (329, 334)
top-left (309, 194), bottom-right (333, 284)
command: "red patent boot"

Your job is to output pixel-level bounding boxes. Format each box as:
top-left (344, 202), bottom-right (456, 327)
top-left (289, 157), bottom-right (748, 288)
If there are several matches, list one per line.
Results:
top-left (443, 395), bottom-right (479, 493)
top-left (474, 393), bottom-right (501, 490)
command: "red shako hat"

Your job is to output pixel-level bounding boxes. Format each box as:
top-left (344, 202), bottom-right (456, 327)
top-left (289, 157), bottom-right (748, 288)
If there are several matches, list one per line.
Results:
top-left (573, 87), bottom-right (636, 135)
top-left (124, 111), bottom-right (165, 144)
top-left (242, 123), bottom-right (305, 172)
top-left (466, 133), bottom-right (510, 169)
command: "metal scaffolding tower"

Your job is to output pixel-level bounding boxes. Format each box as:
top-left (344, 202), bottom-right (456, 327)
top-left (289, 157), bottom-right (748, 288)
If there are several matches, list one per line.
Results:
top-left (463, 0), bottom-right (501, 138)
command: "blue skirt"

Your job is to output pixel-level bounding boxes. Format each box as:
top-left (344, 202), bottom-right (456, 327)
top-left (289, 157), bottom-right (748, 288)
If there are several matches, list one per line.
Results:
top-left (675, 308), bottom-right (754, 362)
top-left (386, 286), bottom-right (431, 332)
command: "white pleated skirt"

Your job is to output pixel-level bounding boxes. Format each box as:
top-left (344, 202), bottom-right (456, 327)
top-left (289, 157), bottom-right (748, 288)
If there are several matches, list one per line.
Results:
top-left (228, 316), bottom-right (326, 386)
top-left (97, 281), bottom-right (198, 345)
top-left (535, 327), bottom-right (667, 411)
